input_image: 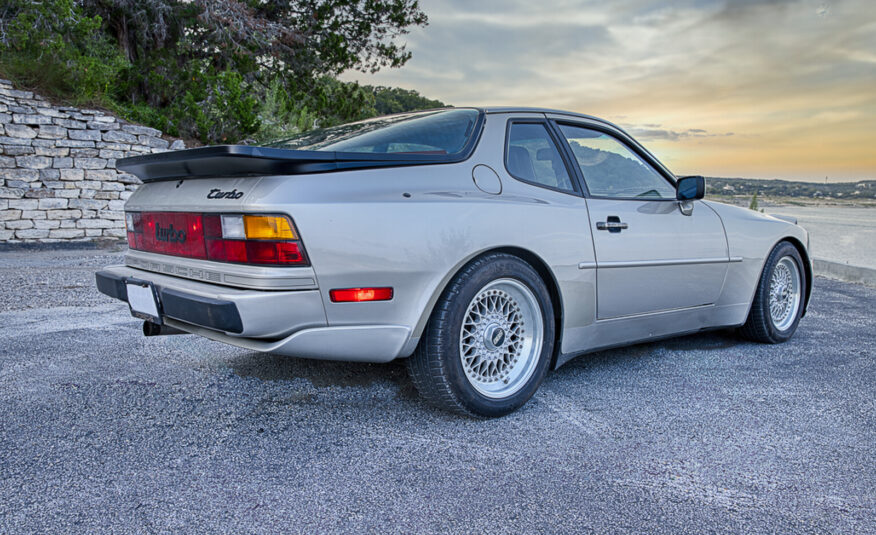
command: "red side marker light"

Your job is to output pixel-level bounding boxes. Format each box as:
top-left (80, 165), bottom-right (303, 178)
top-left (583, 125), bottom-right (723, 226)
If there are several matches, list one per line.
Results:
top-left (329, 287), bottom-right (393, 303)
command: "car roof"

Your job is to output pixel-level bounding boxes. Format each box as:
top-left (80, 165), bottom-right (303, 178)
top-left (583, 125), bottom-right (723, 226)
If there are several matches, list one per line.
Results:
top-left (477, 106), bottom-right (624, 132)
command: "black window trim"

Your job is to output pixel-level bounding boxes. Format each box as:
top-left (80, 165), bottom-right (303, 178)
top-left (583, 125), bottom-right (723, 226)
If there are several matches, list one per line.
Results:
top-left (503, 118), bottom-right (583, 197)
top-left (550, 119), bottom-right (680, 202)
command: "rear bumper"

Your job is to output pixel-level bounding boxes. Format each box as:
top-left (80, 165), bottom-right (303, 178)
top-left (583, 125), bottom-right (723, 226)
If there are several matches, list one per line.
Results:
top-left (96, 270), bottom-right (244, 333)
top-left (96, 265), bottom-right (325, 338)
top-left (95, 265), bottom-right (412, 362)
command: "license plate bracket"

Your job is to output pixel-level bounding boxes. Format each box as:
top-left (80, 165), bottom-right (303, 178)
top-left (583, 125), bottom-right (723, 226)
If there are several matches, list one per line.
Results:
top-left (126, 280), bottom-right (162, 324)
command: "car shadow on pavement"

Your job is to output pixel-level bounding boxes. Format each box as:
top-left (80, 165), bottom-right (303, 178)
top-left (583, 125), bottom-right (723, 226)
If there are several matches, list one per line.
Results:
top-left (554, 328), bottom-right (746, 373)
top-left (224, 329), bottom-right (748, 405)
top-left (226, 351), bottom-right (420, 400)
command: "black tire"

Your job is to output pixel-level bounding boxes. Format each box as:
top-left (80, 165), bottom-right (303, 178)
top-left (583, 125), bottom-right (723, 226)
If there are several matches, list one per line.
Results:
top-left (406, 253), bottom-right (555, 417)
top-left (739, 241), bottom-right (807, 343)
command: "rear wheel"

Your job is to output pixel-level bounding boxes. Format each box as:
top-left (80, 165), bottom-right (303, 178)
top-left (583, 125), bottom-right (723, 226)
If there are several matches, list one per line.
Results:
top-left (739, 241), bottom-right (806, 343)
top-left (407, 253), bottom-right (555, 417)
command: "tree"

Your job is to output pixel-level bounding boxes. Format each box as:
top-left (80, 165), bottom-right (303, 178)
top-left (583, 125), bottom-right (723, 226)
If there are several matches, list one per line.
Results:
top-left (749, 191), bottom-right (759, 211)
top-left (81, 0), bottom-right (428, 141)
top-left (2, 0), bottom-right (429, 143)
top-left (367, 85), bottom-right (445, 115)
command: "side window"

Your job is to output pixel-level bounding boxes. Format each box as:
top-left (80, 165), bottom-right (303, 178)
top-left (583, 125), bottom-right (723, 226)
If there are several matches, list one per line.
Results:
top-left (557, 124), bottom-right (676, 199)
top-left (506, 122), bottom-right (575, 193)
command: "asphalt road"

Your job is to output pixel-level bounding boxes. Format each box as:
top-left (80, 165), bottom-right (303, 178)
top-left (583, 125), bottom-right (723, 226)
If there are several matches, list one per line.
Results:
top-left (1, 247), bottom-right (874, 534)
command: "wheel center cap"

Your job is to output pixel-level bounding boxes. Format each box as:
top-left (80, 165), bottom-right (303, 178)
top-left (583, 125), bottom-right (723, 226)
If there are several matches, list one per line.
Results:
top-left (775, 284), bottom-right (787, 299)
top-left (483, 323), bottom-right (506, 351)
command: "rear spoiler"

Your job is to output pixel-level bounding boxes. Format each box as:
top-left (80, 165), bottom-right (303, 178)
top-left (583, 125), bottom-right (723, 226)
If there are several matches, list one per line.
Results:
top-left (116, 145), bottom-right (461, 183)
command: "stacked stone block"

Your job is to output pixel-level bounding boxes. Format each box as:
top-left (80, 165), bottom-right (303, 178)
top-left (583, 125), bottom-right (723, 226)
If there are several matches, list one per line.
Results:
top-left (0, 79), bottom-right (184, 242)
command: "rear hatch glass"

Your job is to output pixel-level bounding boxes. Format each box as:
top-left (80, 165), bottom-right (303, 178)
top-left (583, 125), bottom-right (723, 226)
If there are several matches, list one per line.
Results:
top-left (267, 108), bottom-right (480, 156)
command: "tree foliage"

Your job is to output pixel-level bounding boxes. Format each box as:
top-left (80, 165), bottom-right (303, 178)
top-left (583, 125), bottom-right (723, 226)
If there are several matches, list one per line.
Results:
top-left (0, 0), bottom-right (127, 101)
top-left (0, 0), bottom-right (432, 144)
top-left (367, 85), bottom-right (445, 115)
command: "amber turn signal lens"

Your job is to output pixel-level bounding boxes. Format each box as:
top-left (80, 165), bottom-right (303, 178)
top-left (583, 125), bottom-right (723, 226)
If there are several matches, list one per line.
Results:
top-left (243, 215), bottom-right (297, 240)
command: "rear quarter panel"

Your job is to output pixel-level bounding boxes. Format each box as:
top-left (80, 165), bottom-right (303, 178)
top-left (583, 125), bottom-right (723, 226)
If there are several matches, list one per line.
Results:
top-left (242, 112), bottom-right (597, 355)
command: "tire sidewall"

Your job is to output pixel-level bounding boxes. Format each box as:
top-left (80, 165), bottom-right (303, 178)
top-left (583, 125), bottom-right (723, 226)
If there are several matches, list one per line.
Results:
top-left (442, 256), bottom-right (555, 417)
top-left (761, 243), bottom-right (806, 342)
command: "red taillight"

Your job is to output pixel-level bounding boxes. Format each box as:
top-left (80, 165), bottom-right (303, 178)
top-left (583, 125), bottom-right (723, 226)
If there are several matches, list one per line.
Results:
top-left (205, 240), bottom-right (304, 265)
top-left (329, 287), bottom-right (394, 303)
top-left (126, 211), bottom-right (308, 266)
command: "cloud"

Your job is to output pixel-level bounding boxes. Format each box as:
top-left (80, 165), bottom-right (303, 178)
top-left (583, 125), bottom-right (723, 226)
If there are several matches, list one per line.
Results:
top-left (622, 125), bottom-right (734, 142)
top-left (343, 14), bottom-right (618, 106)
top-left (341, 0), bottom-right (876, 180)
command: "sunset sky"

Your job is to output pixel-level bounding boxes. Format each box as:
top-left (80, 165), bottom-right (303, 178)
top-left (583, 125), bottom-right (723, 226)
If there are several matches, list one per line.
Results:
top-left (342, 0), bottom-right (876, 182)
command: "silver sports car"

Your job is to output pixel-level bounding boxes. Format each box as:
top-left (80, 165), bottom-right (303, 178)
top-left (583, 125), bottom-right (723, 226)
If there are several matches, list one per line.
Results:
top-left (96, 108), bottom-right (811, 416)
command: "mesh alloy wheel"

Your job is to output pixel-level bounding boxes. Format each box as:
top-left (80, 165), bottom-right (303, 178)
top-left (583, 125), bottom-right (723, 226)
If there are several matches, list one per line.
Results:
top-left (459, 278), bottom-right (544, 398)
top-left (740, 241), bottom-right (807, 344)
top-left (406, 253), bottom-right (555, 417)
top-left (769, 256), bottom-right (802, 332)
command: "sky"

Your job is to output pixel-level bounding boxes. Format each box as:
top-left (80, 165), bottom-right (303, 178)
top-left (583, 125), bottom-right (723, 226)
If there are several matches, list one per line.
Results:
top-left (341, 0), bottom-right (876, 182)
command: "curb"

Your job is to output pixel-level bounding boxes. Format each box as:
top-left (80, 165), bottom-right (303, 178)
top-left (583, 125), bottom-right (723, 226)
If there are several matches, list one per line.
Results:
top-left (813, 258), bottom-right (876, 288)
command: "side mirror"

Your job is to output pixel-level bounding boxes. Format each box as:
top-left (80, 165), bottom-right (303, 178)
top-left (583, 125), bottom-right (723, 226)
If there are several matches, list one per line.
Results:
top-left (676, 175), bottom-right (705, 201)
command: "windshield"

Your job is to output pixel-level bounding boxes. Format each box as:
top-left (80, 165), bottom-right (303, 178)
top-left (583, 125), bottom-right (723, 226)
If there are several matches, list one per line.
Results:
top-left (266, 108), bottom-right (480, 156)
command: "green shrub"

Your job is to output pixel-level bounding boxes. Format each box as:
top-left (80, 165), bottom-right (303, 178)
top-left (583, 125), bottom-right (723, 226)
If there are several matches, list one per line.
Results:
top-left (0, 0), bottom-right (127, 104)
top-left (252, 79), bottom-right (318, 144)
top-left (171, 69), bottom-right (259, 143)
top-left (252, 77), bottom-right (379, 143)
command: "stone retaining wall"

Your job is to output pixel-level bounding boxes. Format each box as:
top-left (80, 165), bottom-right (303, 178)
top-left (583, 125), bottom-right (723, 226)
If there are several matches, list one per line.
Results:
top-left (0, 79), bottom-right (183, 242)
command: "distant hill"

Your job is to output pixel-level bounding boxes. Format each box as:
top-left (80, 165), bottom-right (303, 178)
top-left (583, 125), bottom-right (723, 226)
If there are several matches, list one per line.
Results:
top-left (555, 142), bottom-right (876, 201)
top-left (705, 177), bottom-right (876, 200)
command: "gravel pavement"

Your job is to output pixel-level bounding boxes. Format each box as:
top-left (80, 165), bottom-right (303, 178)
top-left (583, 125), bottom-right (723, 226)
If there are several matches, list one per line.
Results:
top-left (0, 248), bottom-right (874, 534)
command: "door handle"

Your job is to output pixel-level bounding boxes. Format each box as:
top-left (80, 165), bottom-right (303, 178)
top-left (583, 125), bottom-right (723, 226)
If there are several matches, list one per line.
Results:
top-left (596, 221), bottom-right (628, 231)
top-left (596, 216), bottom-right (628, 233)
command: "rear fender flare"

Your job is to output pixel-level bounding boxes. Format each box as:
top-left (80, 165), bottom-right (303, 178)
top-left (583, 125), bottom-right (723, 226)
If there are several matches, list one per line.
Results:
top-left (409, 246), bottom-right (564, 366)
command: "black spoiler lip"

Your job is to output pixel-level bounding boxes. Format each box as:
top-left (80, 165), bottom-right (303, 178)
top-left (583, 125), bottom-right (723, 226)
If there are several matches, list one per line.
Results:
top-left (116, 145), bottom-right (471, 182)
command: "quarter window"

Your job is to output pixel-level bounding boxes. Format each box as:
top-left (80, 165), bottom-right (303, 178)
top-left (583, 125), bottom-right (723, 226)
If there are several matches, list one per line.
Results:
top-left (557, 124), bottom-right (676, 199)
top-left (506, 123), bottom-right (575, 193)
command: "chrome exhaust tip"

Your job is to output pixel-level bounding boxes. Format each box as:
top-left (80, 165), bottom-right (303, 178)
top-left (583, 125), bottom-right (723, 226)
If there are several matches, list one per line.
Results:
top-left (142, 321), bottom-right (188, 337)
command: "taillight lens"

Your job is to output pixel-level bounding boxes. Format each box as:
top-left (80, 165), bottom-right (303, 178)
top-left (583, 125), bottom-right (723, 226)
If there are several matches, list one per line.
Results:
top-left (126, 212), bottom-right (143, 249)
top-left (243, 215), bottom-right (297, 240)
top-left (126, 211), bottom-right (308, 266)
top-left (220, 215), bottom-right (245, 239)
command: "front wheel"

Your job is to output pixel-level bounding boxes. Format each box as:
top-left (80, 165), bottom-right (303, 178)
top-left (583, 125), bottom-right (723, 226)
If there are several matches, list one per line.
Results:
top-left (407, 253), bottom-right (555, 417)
top-left (739, 241), bottom-right (807, 343)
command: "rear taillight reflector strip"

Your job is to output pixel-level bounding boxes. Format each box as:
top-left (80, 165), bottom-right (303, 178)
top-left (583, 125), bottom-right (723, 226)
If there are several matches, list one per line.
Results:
top-left (126, 211), bottom-right (308, 267)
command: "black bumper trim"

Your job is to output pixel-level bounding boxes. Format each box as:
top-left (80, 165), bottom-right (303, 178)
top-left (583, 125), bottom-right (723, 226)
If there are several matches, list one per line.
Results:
top-left (95, 270), bottom-right (244, 334)
top-left (159, 288), bottom-right (244, 334)
top-left (95, 270), bottom-right (128, 301)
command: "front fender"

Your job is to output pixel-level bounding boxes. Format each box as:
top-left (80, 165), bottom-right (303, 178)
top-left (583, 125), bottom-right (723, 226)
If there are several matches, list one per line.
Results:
top-left (704, 200), bottom-right (812, 317)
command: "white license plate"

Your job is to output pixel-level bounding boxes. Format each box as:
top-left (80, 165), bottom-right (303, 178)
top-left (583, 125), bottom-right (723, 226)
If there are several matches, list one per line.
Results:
top-left (127, 282), bottom-right (160, 319)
